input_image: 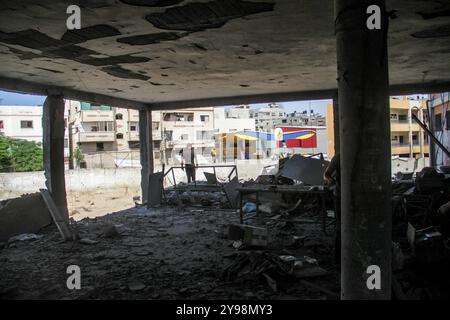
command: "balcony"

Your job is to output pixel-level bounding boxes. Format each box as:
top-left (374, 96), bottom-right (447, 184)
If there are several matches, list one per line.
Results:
top-left (390, 121), bottom-right (420, 132)
top-left (78, 131), bottom-right (115, 142)
top-left (128, 131), bottom-right (139, 141)
top-left (80, 110), bottom-right (114, 122)
top-left (391, 143), bottom-right (429, 155)
top-left (127, 131), bottom-right (162, 141)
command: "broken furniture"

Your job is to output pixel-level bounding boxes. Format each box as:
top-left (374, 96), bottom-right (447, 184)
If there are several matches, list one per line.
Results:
top-left (161, 164), bottom-right (238, 206)
top-left (278, 154), bottom-right (330, 186)
top-left (236, 184), bottom-right (332, 234)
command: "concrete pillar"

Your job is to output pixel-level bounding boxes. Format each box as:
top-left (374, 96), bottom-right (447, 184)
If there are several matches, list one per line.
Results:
top-left (419, 108), bottom-right (425, 158)
top-left (42, 95), bottom-right (69, 221)
top-left (139, 109), bottom-right (154, 204)
top-left (335, 0), bottom-right (392, 299)
top-left (408, 107), bottom-right (413, 158)
top-left (333, 93), bottom-right (340, 155)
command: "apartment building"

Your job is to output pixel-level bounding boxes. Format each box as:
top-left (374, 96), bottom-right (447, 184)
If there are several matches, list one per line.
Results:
top-left (283, 110), bottom-right (326, 127)
top-left (430, 93), bottom-right (450, 166)
top-left (250, 103), bottom-right (286, 132)
top-left (66, 100), bottom-right (162, 167)
top-left (326, 96), bottom-right (429, 158)
top-left (225, 105), bottom-right (252, 119)
top-left (214, 107), bottom-right (255, 133)
top-left (0, 105), bottom-right (70, 159)
top-left (160, 108), bottom-right (215, 163)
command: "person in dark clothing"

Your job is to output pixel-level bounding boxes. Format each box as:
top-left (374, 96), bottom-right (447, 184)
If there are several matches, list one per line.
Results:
top-left (180, 145), bottom-right (196, 184)
top-left (323, 153), bottom-right (341, 265)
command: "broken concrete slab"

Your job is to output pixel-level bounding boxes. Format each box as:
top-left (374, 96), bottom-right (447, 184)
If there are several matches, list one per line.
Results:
top-left (0, 193), bottom-right (52, 242)
top-left (148, 172), bottom-right (164, 207)
top-left (228, 224), bottom-right (268, 247)
top-left (204, 172), bottom-right (218, 185)
top-left (279, 155), bottom-right (329, 185)
top-left (223, 176), bottom-right (240, 209)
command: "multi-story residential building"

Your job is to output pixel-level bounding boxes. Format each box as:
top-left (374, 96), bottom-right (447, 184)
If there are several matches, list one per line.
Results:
top-left (159, 108), bottom-right (215, 163)
top-left (326, 96), bottom-right (429, 158)
top-left (250, 103), bottom-right (286, 132)
top-left (0, 105), bottom-right (70, 160)
top-left (214, 107), bottom-right (255, 133)
top-left (225, 105), bottom-right (252, 119)
top-left (66, 100), bottom-right (163, 167)
top-left (430, 93), bottom-right (450, 166)
top-left (67, 101), bottom-right (116, 153)
top-left (282, 110), bottom-right (326, 127)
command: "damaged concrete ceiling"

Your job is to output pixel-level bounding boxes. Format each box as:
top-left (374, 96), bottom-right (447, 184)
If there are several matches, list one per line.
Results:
top-left (0, 0), bottom-right (449, 107)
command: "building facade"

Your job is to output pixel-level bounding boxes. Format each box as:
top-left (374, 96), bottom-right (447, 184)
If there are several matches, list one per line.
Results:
top-left (250, 103), bottom-right (286, 132)
top-left (326, 97), bottom-right (429, 158)
top-left (430, 93), bottom-right (450, 167)
top-left (0, 105), bottom-right (70, 160)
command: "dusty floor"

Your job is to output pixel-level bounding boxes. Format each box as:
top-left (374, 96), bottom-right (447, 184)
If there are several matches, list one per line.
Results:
top-left (0, 201), bottom-right (339, 300)
top-left (67, 187), bottom-right (141, 221)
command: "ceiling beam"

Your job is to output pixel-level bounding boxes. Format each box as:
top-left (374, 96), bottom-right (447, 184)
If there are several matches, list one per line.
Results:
top-left (148, 89), bottom-right (337, 110)
top-left (389, 81), bottom-right (450, 96)
top-left (1, 76), bottom-right (450, 111)
top-left (0, 76), bottom-right (147, 110)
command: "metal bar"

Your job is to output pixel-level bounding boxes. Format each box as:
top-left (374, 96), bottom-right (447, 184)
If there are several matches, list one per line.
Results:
top-left (412, 113), bottom-right (450, 159)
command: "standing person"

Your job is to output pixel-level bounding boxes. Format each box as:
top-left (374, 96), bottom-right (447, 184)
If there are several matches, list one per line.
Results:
top-left (180, 144), bottom-right (196, 183)
top-left (210, 147), bottom-right (217, 163)
top-left (323, 153), bottom-right (341, 265)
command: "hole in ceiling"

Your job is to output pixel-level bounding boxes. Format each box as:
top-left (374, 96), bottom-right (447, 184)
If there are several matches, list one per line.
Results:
top-left (146, 0), bottom-right (275, 32)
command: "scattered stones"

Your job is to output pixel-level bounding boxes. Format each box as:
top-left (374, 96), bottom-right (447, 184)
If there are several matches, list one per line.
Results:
top-left (79, 238), bottom-right (99, 245)
top-left (128, 281), bottom-right (146, 292)
top-left (102, 224), bottom-right (120, 238)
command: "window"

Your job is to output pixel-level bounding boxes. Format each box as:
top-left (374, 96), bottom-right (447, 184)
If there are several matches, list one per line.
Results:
top-left (0, 120), bottom-right (3, 129)
top-left (21, 120), bottom-right (33, 128)
top-left (96, 143), bottom-right (104, 151)
top-left (115, 113), bottom-right (123, 120)
top-left (446, 111), bottom-right (450, 130)
top-left (398, 115), bottom-right (407, 122)
top-left (130, 125), bottom-right (137, 131)
top-left (180, 134), bottom-right (188, 140)
top-left (390, 114), bottom-right (398, 120)
top-left (412, 135), bottom-right (418, 141)
top-left (435, 114), bottom-right (442, 131)
top-left (399, 136), bottom-right (404, 144)
top-left (116, 133), bottom-right (123, 139)
top-left (200, 115), bottom-right (209, 122)
top-left (64, 139), bottom-right (69, 148)
top-left (91, 126), bottom-right (99, 132)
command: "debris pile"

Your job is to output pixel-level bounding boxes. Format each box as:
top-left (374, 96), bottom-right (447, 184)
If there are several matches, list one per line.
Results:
top-left (391, 166), bottom-right (450, 299)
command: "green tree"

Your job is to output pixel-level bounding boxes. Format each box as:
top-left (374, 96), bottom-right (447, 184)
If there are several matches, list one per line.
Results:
top-left (0, 136), bottom-right (43, 172)
top-left (0, 137), bottom-right (13, 171)
top-left (74, 146), bottom-right (84, 167)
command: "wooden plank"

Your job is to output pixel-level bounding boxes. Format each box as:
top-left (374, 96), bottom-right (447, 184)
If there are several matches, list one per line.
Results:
top-left (40, 189), bottom-right (74, 241)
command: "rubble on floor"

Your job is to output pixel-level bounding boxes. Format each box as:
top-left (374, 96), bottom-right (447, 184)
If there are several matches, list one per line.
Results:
top-left (391, 166), bottom-right (450, 299)
top-left (0, 193), bottom-right (52, 241)
top-left (0, 204), bottom-right (338, 300)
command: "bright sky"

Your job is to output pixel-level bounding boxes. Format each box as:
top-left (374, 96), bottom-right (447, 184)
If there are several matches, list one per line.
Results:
top-left (0, 90), bottom-right (331, 115)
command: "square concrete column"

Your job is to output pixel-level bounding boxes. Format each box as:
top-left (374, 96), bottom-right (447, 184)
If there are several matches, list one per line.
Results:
top-left (335, 0), bottom-right (392, 299)
top-left (42, 95), bottom-right (69, 222)
top-left (139, 109), bottom-right (154, 204)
